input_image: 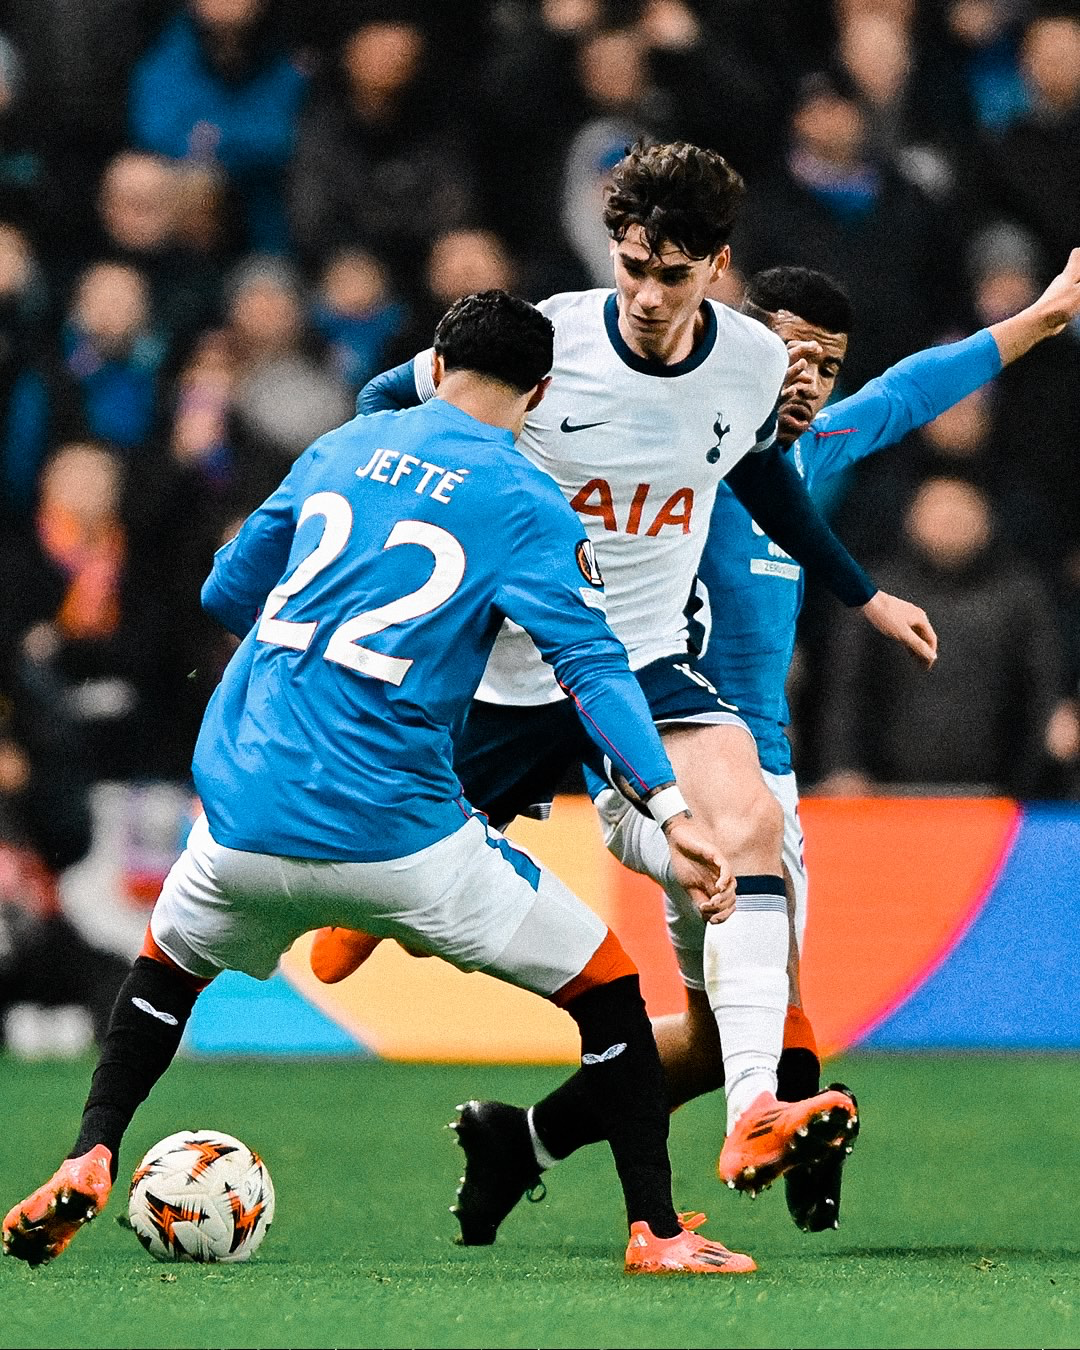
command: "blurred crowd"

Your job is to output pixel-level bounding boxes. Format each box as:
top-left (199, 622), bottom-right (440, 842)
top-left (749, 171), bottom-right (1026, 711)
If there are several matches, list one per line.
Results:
top-left (2, 0), bottom-right (1080, 1039)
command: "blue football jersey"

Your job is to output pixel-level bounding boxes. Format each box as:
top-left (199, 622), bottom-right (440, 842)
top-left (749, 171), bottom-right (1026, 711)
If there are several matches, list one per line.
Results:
top-left (694, 330), bottom-right (1001, 774)
top-left (195, 397), bottom-right (677, 861)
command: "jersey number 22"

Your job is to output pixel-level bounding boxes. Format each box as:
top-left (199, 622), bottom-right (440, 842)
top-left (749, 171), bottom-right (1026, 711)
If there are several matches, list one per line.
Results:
top-left (255, 490), bottom-right (466, 686)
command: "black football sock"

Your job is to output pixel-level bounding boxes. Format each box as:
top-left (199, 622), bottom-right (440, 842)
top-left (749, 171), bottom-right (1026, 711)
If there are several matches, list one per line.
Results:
top-left (777, 1047), bottom-right (821, 1102)
top-left (777, 1006), bottom-right (821, 1102)
top-left (532, 975), bottom-right (680, 1239)
top-left (69, 957), bottom-right (203, 1178)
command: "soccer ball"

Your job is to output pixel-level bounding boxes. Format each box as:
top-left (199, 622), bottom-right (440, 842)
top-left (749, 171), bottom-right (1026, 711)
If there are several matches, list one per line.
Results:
top-left (127, 1130), bottom-right (274, 1263)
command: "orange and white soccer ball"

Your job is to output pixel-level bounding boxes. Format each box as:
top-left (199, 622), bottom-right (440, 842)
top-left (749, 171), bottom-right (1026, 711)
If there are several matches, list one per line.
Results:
top-left (127, 1130), bottom-right (274, 1263)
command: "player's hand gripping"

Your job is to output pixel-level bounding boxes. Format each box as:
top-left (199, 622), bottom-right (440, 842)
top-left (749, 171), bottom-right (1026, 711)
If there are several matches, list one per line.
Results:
top-left (860, 590), bottom-right (938, 668)
top-left (661, 813), bottom-right (736, 923)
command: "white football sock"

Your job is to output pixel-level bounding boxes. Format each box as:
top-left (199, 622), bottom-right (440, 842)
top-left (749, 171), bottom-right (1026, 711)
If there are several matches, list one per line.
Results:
top-left (703, 887), bottom-right (789, 1133)
top-left (526, 1106), bottom-right (559, 1170)
top-left (596, 790), bottom-right (792, 1132)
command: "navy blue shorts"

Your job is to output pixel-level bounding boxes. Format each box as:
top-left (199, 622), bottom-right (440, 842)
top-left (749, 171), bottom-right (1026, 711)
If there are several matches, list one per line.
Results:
top-left (457, 655), bottom-right (746, 828)
top-left (455, 698), bottom-right (591, 830)
top-left (632, 653), bottom-right (745, 725)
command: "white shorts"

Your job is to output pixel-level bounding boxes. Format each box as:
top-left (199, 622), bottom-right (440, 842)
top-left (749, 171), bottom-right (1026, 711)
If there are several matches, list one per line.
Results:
top-left (151, 813), bottom-right (607, 997)
top-left (761, 769), bottom-right (808, 952)
top-left (655, 710), bottom-right (752, 734)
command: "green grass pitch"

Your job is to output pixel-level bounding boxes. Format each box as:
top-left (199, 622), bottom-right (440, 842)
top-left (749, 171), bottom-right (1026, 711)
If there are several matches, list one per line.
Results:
top-left (2, 1053), bottom-right (1078, 1349)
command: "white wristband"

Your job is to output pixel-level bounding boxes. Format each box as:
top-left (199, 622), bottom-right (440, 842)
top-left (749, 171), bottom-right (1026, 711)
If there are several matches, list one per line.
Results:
top-left (646, 785), bottom-right (690, 829)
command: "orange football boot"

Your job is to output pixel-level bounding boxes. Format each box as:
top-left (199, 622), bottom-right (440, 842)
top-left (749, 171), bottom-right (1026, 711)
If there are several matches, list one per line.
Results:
top-left (625, 1212), bottom-right (757, 1274)
top-left (3, 1145), bottom-right (113, 1266)
top-left (718, 1088), bottom-right (858, 1196)
top-left (309, 926), bottom-right (383, 983)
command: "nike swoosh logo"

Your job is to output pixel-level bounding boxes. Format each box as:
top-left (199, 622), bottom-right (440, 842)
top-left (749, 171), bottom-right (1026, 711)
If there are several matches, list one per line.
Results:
top-left (132, 997), bottom-right (179, 1026)
top-left (560, 417), bottom-right (610, 433)
top-left (582, 1042), bottom-right (627, 1065)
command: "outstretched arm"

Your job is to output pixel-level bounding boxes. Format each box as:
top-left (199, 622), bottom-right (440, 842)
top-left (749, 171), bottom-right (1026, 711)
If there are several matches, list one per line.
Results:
top-left (201, 447), bottom-right (318, 636)
top-left (496, 496), bottom-right (736, 920)
top-left (808, 247), bottom-right (1080, 487)
top-left (987, 246), bottom-right (1080, 365)
top-left (806, 331), bottom-right (1001, 482)
top-left (724, 445), bottom-right (937, 666)
top-left (724, 442), bottom-right (876, 606)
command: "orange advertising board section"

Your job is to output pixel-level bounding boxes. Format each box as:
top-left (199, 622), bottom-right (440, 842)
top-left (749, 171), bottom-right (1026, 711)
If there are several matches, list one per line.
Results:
top-left (281, 797), bottom-right (613, 1062)
top-left (278, 795), bottom-right (1022, 1061)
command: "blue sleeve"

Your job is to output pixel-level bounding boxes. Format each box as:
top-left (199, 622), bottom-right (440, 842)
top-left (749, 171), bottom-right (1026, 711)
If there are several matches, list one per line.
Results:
top-left (496, 500), bottom-right (676, 799)
top-left (724, 444), bottom-right (876, 607)
top-left (356, 354), bottom-right (430, 415)
top-left (809, 330), bottom-right (1002, 486)
top-left (201, 451), bottom-right (312, 637)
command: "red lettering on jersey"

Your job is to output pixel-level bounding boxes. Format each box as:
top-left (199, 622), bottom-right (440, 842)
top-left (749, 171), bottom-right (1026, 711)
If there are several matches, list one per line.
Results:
top-left (570, 478), bottom-right (617, 532)
top-left (569, 479), bottom-right (694, 534)
top-left (625, 483), bottom-right (650, 535)
top-left (646, 488), bottom-right (694, 536)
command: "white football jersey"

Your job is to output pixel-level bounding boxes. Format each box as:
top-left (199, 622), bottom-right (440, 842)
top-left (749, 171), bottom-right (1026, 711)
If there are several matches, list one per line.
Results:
top-left (414, 289), bottom-right (788, 704)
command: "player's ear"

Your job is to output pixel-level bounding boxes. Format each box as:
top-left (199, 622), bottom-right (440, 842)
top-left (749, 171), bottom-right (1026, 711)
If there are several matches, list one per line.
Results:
top-left (431, 351), bottom-right (445, 388)
top-left (525, 375), bottom-right (552, 412)
top-left (711, 245), bottom-right (731, 281)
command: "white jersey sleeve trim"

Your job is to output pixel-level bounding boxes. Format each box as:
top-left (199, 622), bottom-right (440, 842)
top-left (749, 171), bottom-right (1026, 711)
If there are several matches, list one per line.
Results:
top-left (413, 348), bottom-right (436, 401)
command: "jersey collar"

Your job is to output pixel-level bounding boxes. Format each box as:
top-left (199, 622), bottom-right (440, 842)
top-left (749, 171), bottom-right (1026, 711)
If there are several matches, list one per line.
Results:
top-left (428, 395), bottom-right (515, 444)
top-left (603, 292), bottom-right (717, 377)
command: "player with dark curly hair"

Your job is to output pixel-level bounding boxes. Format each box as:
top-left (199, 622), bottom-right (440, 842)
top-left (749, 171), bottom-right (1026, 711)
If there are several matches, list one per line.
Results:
top-left (316, 141), bottom-right (937, 1244)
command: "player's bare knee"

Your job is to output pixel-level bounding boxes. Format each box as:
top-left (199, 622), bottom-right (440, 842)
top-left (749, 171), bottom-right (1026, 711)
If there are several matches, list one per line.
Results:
top-left (718, 784), bottom-right (783, 872)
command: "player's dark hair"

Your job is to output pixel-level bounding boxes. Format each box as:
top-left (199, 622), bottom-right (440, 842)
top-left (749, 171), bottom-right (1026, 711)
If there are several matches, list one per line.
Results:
top-left (434, 290), bottom-right (554, 393)
top-left (603, 141), bottom-right (746, 260)
top-left (743, 267), bottom-right (855, 336)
